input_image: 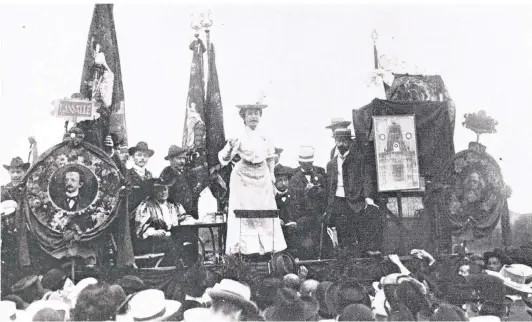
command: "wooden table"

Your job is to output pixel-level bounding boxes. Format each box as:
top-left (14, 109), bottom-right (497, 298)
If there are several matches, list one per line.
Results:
top-left (179, 222), bottom-right (227, 260)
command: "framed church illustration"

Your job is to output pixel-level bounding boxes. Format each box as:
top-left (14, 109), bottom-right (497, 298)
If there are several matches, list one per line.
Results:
top-left (373, 115), bottom-right (421, 191)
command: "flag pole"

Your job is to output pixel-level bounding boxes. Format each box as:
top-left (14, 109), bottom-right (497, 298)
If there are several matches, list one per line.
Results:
top-left (202, 11), bottom-right (213, 81)
top-left (371, 29), bottom-right (379, 70)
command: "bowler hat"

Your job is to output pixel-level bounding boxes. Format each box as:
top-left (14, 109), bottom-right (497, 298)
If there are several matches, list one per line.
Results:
top-left (164, 145), bottom-right (187, 160)
top-left (326, 118), bottom-right (351, 130)
top-left (115, 275), bottom-right (145, 295)
top-left (41, 268), bottom-right (67, 292)
top-left (325, 281), bottom-right (369, 316)
top-left (128, 141), bottom-right (155, 157)
top-left (11, 275), bottom-right (40, 294)
top-left (3, 157), bottom-right (30, 171)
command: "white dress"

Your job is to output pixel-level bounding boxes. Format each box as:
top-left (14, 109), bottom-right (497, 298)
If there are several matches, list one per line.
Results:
top-left (219, 127), bottom-right (287, 255)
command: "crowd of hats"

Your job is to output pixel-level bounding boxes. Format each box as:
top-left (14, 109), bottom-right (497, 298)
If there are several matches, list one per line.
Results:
top-left (2, 246), bottom-right (532, 321)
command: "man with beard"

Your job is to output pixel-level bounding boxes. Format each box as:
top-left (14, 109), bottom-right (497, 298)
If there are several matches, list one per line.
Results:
top-left (325, 118), bottom-right (351, 160)
top-left (325, 129), bottom-right (382, 254)
top-left (160, 145), bottom-right (196, 218)
top-left (463, 171), bottom-right (485, 204)
top-left (288, 146), bottom-right (328, 259)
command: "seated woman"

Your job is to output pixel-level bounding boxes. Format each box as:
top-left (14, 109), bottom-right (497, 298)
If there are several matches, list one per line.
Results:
top-left (134, 177), bottom-right (195, 265)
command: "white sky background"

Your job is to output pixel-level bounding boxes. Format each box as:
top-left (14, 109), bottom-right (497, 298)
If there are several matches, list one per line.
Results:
top-left (1, 3), bottom-right (531, 213)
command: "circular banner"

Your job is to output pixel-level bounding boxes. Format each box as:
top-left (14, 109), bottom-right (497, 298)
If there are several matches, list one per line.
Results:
top-left (23, 140), bottom-right (124, 256)
top-left (434, 143), bottom-right (510, 239)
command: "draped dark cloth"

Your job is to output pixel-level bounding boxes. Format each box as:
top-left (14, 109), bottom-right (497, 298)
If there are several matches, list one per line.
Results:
top-left (352, 99), bottom-right (455, 181)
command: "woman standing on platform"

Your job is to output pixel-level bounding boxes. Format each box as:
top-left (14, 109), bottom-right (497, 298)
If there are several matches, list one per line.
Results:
top-left (218, 103), bottom-right (287, 256)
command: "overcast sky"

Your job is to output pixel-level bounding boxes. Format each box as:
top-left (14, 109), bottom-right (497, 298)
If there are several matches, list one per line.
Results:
top-left (1, 3), bottom-right (531, 213)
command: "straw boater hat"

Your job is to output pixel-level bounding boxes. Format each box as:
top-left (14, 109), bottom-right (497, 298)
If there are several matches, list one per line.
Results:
top-left (298, 146), bottom-right (314, 163)
top-left (333, 128), bottom-right (355, 138)
top-left (325, 118), bottom-right (351, 130)
top-left (485, 264), bottom-right (532, 294)
top-left (0, 301), bottom-right (28, 321)
top-left (236, 102), bottom-right (268, 109)
top-left (3, 157), bottom-right (30, 171)
top-left (1, 200), bottom-right (18, 216)
top-left (128, 289), bottom-right (181, 321)
top-left (208, 279), bottom-right (258, 314)
top-left (164, 145), bottom-right (187, 160)
top-left (128, 141), bottom-right (155, 157)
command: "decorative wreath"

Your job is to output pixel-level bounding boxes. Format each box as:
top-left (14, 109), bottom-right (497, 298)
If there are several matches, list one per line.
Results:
top-left (22, 139), bottom-right (124, 256)
top-left (434, 143), bottom-right (511, 239)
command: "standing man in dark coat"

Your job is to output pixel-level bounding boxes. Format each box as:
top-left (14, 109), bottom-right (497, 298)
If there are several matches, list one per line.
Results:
top-left (325, 128), bottom-right (384, 255)
top-left (1, 157), bottom-right (30, 294)
top-left (160, 145), bottom-right (196, 219)
top-left (325, 118), bottom-right (352, 160)
top-left (126, 142), bottom-right (154, 214)
top-left (288, 146), bottom-right (328, 259)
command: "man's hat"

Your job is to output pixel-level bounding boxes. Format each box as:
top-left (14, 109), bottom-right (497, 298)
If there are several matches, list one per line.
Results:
top-left (333, 128), bottom-right (355, 138)
top-left (41, 268), bottom-right (67, 292)
top-left (115, 275), bottom-right (145, 295)
top-left (128, 141), bottom-right (155, 157)
top-left (298, 146), bottom-right (314, 163)
top-left (325, 281), bottom-right (369, 316)
top-left (128, 289), bottom-right (182, 321)
top-left (164, 145), bottom-right (187, 160)
top-left (325, 118), bottom-right (351, 130)
top-left (3, 157), bottom-right (30, 171)
top-left (264, 288), bottom-right (319, 321)
top-left (270, 252), bottom-right (297, 277)
top-left (11, 275), bottom-right (40, 294)
top-left (483, 248), bottom-right (512, 266)
top-left (485, 264), bottom-right (532, 294)
top-left (208, 279), bottom-right (258, 314)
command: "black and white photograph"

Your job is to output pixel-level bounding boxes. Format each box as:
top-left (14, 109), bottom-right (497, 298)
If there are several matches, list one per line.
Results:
top-left (1, 1), bottom-right (532, 321)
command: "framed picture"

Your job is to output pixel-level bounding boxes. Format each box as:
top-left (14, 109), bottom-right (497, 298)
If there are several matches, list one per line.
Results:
top-left (373, 115), bottom-right (421, 192)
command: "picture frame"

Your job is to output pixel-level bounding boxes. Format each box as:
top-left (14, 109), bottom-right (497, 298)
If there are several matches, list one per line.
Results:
top-left (373, 115), bottom-right (421, 192)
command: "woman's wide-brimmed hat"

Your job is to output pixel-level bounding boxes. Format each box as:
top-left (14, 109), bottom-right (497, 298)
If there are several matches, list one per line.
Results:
top-left (3, 157), bottom-right (30, 171)
top-left (208, 279), bottom-right (258, 314)
top-left (128, 141), bottom-right (155, 157)
top-left (128, 289), bottom-right (182, 321)
top-left (485, 264), bottom-right (532, 294)
top-left (236, 102), bottom-right (268, 109)
top-left (164, 145), bottom-right (187, 160)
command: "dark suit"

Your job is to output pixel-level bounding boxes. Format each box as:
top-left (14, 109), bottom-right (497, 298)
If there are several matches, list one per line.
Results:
top-left (126, 168), bottom-right (153, 215)
top-left (287, 166), bottom-right (328, 259)
top-left (160, 166), bottom-right (196, 218)
top-left (330, 146), bottom-right (338, 160)
top-left (326, 142), bottom-right (384, 253)
top-left (56, 191), bottom-right (93, 212)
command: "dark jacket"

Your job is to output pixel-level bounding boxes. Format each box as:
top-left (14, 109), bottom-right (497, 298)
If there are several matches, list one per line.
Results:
top-left (288, 166), bottom-right (328, 222)
top-left (275, 190), bottom-right (293, 223)
top-left (160, 166), bottom-right (196, 218)
top-left (126, 168), bottom-right (153, 214)
top-left (55, 191), bottom-right (93, 212)
top-left (326, 142), bottom-right (377, 214)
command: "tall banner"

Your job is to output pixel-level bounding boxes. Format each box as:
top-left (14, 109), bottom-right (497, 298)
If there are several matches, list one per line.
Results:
top-left (78, 4), bottom-right (127, 149)
top-left (182, 37), bottom-right (209, 201)
top-left (205, 44), bottom-right (225, 172)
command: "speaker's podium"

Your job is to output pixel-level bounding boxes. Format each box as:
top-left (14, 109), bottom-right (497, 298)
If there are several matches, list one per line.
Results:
top-left (233, 209), bottom-right (280, 272)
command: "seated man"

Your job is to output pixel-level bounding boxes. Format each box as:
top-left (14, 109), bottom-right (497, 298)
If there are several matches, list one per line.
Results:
top-left (134, 178), bottom-right (195, 266)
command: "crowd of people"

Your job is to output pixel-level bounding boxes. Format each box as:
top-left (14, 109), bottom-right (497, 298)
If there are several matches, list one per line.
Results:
top-left (2, 104), bottom-right (532, 321)
top-left (1, 246), bottom-right (532, 321)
